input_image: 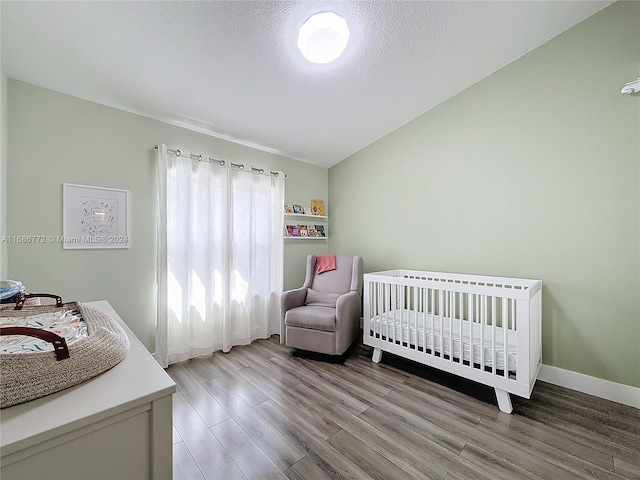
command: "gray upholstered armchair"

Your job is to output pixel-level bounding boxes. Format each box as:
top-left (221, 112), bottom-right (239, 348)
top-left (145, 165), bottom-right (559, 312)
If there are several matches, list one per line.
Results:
top-left (281, 255), bottom-right (364, 356)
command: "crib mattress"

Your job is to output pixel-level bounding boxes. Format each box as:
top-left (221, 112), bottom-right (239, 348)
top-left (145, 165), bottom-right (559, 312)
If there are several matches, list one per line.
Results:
top-left (369, 309), bottom-right (517, 371)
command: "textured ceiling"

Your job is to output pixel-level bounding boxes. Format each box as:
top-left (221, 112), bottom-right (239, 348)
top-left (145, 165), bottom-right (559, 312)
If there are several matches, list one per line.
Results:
top-left (1, 1), bottom-right (612, 167)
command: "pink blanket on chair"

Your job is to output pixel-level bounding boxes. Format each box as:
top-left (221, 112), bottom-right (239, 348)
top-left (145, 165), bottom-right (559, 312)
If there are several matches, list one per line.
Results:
top-left (316, 255), bottom-right (337, 274)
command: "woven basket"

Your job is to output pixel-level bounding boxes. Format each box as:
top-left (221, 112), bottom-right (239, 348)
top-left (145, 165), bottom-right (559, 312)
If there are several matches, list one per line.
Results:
top-left (0, 301), bottom-right (130, 408)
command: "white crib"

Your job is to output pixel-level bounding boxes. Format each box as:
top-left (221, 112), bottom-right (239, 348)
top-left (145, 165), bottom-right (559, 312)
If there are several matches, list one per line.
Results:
top-left (363, 269), bottom-right (542, 413)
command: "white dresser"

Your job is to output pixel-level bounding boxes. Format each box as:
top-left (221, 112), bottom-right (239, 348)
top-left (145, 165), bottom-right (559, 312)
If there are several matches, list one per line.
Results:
top-left (1, 300), bottom-right (176, 480)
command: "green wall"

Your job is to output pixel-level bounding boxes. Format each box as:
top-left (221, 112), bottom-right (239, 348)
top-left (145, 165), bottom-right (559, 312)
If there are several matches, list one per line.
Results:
top-left (1, 0), bottom-right (7, 277)
top-left (329, 2), bottom-right (640, 387)
top-left (1, 69), bottom-right (7, 279)
top-left (6, 81), bottom-right (328, 350)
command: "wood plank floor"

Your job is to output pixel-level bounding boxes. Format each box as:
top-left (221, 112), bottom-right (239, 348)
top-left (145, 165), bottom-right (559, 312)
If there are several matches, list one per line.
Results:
top-left (167, 336), bottom-right (640, 480)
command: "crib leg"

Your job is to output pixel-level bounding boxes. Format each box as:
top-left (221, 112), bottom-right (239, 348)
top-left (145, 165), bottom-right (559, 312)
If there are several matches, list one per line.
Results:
top-left (372, 348), bottom-right (383, 363)
top-left (495, 388), bottom-right (513, 413)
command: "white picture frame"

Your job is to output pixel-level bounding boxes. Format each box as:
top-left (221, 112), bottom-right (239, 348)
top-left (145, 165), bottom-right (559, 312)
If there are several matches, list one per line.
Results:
top-left (62, 183), bottom-right (130, 249)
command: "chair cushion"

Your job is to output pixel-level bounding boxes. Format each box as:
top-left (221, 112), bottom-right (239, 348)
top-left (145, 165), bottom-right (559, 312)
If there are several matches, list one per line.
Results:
top-left (305, 289), bottom-right (340, 308)
top-left (310, 256), bottom-right (354, 294)
top-left (285, 306), bottom-right (336, 332)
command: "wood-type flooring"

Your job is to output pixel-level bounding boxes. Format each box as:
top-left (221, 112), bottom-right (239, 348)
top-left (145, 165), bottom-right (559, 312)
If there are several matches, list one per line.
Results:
top-left (167, 336), bottom-right (639, 480)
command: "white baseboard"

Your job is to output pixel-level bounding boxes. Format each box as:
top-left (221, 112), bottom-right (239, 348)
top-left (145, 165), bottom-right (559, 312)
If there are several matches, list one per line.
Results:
top-left (539, 364), bottom-right (640, 409)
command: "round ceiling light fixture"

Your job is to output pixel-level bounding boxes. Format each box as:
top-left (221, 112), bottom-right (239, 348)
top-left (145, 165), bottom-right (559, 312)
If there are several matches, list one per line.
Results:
top-left (297, 12), bottom-right (350, 64)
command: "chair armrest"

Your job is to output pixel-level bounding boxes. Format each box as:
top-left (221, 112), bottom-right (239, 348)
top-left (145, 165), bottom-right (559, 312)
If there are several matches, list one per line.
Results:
top-left (335, 291), bottom-right (361, 324)
top-left (280, 287), bottom-right (307, 345)
top-left (282, 287), bottom-right (307, 312)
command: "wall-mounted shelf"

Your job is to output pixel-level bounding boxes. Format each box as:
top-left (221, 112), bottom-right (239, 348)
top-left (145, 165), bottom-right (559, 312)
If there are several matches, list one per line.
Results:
top-left (284, 236), bottom-right (327, 240)
top-left (284, 210), bottom-right (327, 239)
top-left (284, 213), bottom-right (328, 220)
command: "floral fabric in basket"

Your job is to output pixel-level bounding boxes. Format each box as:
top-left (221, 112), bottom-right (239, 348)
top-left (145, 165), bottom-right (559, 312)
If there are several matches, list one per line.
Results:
top-left (1, 309), bottom-right (88, 354)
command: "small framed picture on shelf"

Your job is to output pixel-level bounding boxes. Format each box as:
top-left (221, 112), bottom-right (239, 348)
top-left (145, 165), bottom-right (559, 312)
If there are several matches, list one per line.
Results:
top-left (298, 225), bottom-right (309, 237)
top-left (284, 203), bottom-right (294, 214)
top-left (311, 199), bottom-right (325, 216)
top-left (293, 204), bottom-right (303, 214)
top-left (285, 224), bottom-right (299, 237)
top-left (314, 225), bottom-right (326, 237)
top-left (303, 206), bottom-right (312, 215)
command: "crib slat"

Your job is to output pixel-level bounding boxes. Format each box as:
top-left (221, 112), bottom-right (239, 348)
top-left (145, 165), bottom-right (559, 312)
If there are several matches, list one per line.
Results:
top-left (439, 289), bottom-right (444, 358)
top-left (408, 286), bottom-right (412, 349)
top-left (369, 282), bottom-right (373, 339)
top-left (389, 282), bottom-right (393, 342)
top-left (469, 294), bottom-right (473, 369)
top-left (503, 297), bottom-right (508, 378)
top-left (474, 294), bottom-right (478, 369)
top-left (459, 291), bottom-right (463, 365)
top-left (414, 285), bottom-right (419, 352)
top-left (415, 286), bottom-right (420, 351)
top-left (510, 298), bottom-right (515, 379)
top-left (430, 288), bottom-right (435, 357)
top-left (386, 282), bottom-right (390, 342)
top-left (422, 287), bottom-right (427, 353)
top-left (400, 284), bottom-right (404, 345)
top-left (445, 290), bottom-right (449, 360)
top-left (377, 281), bottom-right (381, 339)
top-left (412, 286), bottom-right (416, 351)
top-left (399, 284), bottom-right (404, 345)
top-left (373, 282), bottom-right (378, 339)
top-left (391, 282), bottom-right (396, 344)
top-left (392, 284), bottom-right (397, 344)
top-left (480, 295), bottom-right (487, 372)
top-left (372, 282), bottom-right (376, 338)
top-left (389, 284), bottom-right (394, 344)
top-left (365, 282), bottom-right (369, 344)
top-left (397, 283), bottom-right (402, 345)
top-left (366, 282), bottom-right (371, 340)
top-left (379, 282), bottom-right (384, 341)
top-left (374, 282), bottom-right (378, 339)
top-left (379, 281), bottom-right (383, 339)
top-left (416, 287), bottom-right (421, 351)
top-left (410, 285), bottom-right (414, 349)
top-left (473, 293), bottom-right (478, 370)
top-left (449, 290), bottom-right (453, 364)
top-left (491, 296), bottom-right (497, 375)
top-left (388, 283), bottom-right (393, 343)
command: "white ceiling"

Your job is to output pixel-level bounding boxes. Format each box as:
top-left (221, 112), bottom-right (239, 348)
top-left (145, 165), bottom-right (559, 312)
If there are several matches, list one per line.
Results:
top-left (1, 1), bottom-right (612, 167)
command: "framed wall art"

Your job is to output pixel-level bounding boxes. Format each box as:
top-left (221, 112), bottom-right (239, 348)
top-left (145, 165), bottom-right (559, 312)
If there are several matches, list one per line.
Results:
top-left (62, 183), bottom-right (130, 249)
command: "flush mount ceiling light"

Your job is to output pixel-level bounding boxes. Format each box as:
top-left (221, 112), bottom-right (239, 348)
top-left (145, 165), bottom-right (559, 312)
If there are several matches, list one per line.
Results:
top-left (297, 12), bottom-right (350, 64)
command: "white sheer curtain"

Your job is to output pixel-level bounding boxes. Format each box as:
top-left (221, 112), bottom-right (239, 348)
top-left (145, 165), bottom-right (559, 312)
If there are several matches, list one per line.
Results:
top-left (156, 144), bottom-right (284, 368)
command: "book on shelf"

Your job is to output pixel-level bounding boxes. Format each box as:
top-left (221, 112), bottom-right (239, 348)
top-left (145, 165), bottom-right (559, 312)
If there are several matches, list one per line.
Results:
top-left (298, 225), bottom-right (308, 237)
top-left (284, 203), bottom-right (294, 214)
top-left (292, 204), bottom-right (304, 214)
top-left (314, 225), bottom-right (326, 237)
top-left (311, 199), bottom-right (325, 216)
top-left (308, 225), bottom-right (317, 237)
top-left (285, 224), bottom-right (299, 237)
top-left (303, 206), bottom-right (312, 215)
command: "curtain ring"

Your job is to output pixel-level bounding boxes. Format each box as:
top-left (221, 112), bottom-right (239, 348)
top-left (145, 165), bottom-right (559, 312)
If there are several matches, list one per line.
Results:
top-left (259, 168), bottom-right (264, 174)
top-left (220, 160), bottom-right (225, 166)
top-left (175, 149), bottom-right (182, 157)
top-left (239, 165), bottom-right (245, 170)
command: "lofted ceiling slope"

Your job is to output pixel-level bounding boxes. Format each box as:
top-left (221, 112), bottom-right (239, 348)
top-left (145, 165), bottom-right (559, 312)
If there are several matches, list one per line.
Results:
top-left (1, 1), bottom-right (613, 167)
